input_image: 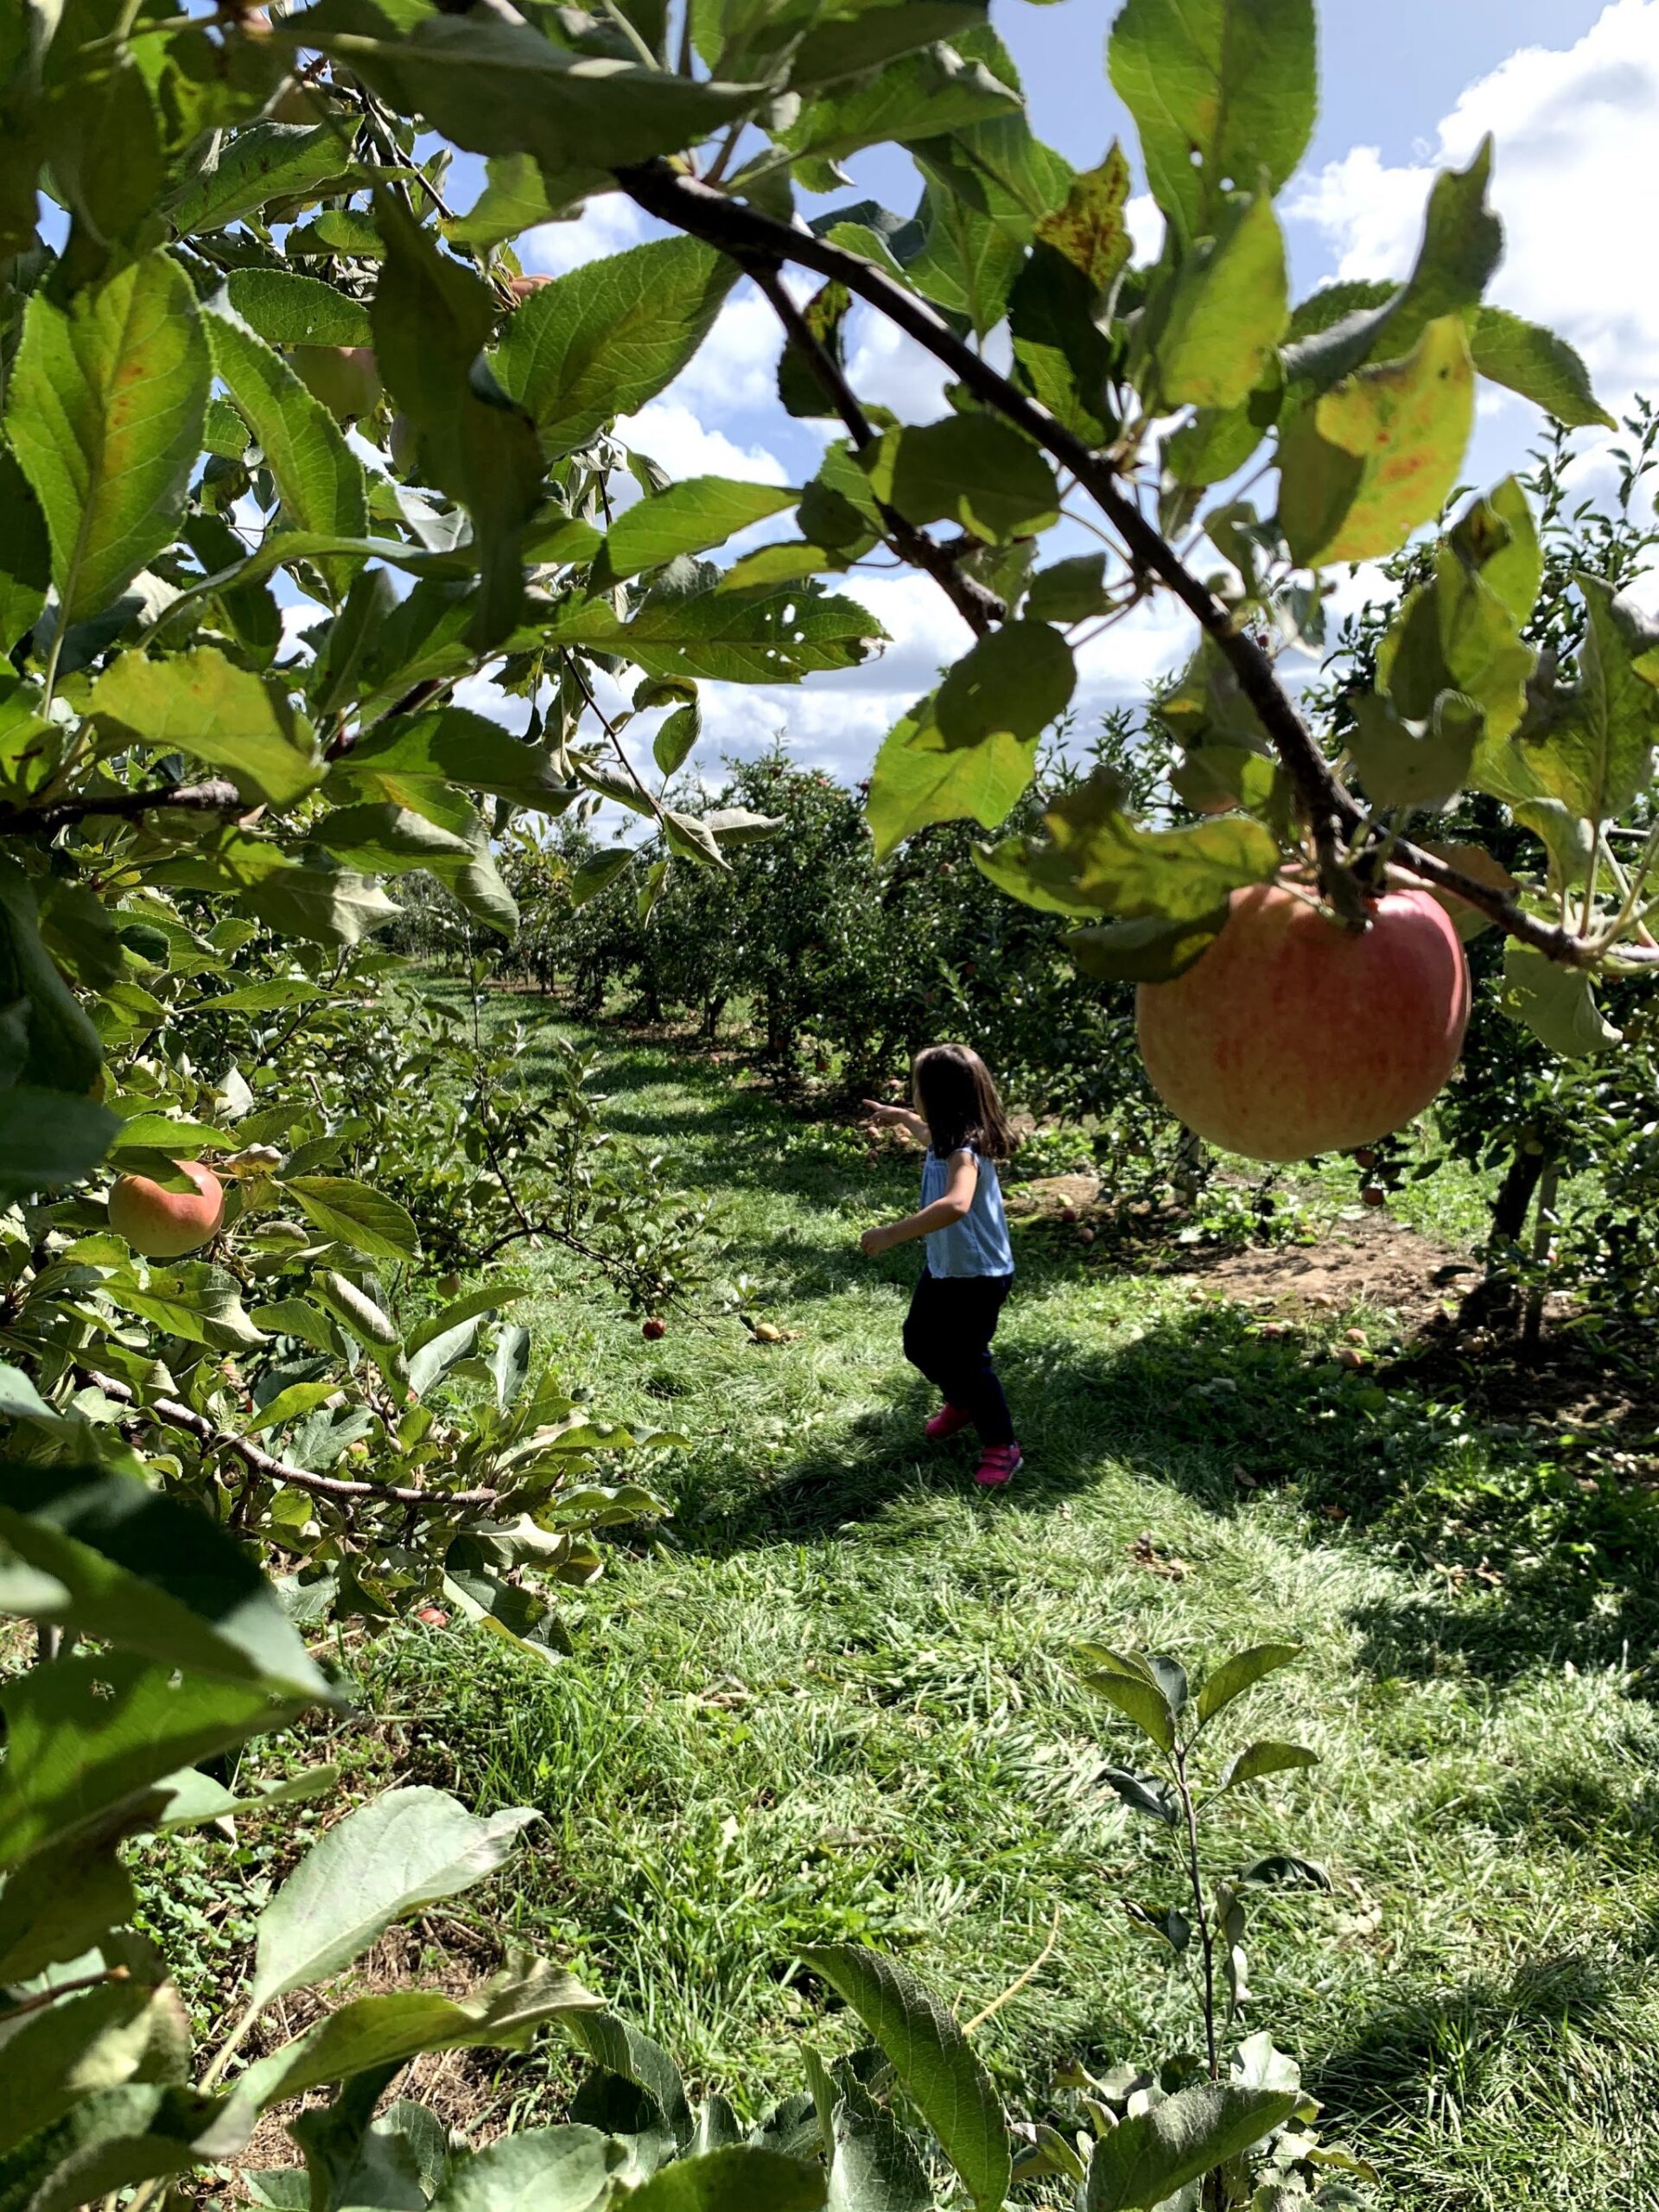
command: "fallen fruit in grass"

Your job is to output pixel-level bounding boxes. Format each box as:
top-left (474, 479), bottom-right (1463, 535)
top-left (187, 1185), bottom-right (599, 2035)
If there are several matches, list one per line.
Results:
top-left (1361, 1184), bottom-right (1387, 1207)
top-left (1135, 883), bottom-right (1469, 1162)
top-left (753, 1321), bottom-right (784, 1342)
top-left (1077, 1226), bottom-right (1096, 1244)
top-left (642, 1316), bottom-right (667, 1340)
top-left (416, 1605), bottom-right (449, 1627)
top-left (1334, 1344), bottom-right (1367, 1369)
top-left (1058, 1205), bottom-right (1079, 1223)
top-left (291, 344), bottom-right (380, 421)
top-left (109, 1160), bottom-right (225, 1258)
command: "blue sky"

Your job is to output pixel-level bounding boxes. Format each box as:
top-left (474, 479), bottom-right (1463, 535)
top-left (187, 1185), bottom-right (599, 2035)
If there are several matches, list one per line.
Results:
top-left (497, 0), bottom-right (1659, 787)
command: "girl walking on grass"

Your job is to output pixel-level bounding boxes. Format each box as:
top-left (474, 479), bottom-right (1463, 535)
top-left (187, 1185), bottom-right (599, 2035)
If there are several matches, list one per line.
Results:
top-left (860, 1044), bottom-right (1021, 1490)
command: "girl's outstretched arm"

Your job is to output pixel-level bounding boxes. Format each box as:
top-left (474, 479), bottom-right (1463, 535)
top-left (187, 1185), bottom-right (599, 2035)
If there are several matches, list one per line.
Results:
top-left (860, 1150), bottom-right (976, 1256)
top-left (862, 1097), bottom-right (929, 1141)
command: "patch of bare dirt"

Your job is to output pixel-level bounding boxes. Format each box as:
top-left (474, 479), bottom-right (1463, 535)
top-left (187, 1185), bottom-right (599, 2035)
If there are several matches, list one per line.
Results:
top-left (232, 1918), bottom-right (532, 2179)
top-left (1189, 1213), bottom-right (1477, 1334)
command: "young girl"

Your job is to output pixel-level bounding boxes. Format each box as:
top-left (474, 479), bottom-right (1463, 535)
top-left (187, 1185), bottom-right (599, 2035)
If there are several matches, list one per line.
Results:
top-left (860, 1044), bottom-right (1021, 1489)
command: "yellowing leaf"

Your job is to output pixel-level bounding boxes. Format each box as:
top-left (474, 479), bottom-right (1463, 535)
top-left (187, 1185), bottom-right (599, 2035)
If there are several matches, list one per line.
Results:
top-left (1279, 315), bottom-right (1474, 566)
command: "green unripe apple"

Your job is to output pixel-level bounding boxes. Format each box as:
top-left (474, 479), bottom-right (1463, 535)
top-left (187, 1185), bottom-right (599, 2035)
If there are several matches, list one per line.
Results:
top-left (291, 345), bottom-right (381, 423)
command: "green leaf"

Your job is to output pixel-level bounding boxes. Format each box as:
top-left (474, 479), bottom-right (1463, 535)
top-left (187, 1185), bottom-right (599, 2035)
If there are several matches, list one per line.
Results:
top-left (372, 200), bottom-right (544, 650)
top-left (246, 1786), bottom-right (539, 2012)
top-left (1007, 243), bottom-right (1115, 443)
top-left (1278, 315), bottom-right (1475, 567)
top-left (340, 708), bottom-right (571, 804)
top-left (1075, 1669), bottom-right (1174, 1751)
top-left (563, 2011), bottom-right (692, 2141)
top-left (1083, 2083), bottom-right (1298, 2211)
top-left (166, 118), bottom-right (350, 235)
top-left (543, 584), bottom-right (883, 684)
top-left (1109, 0), bottom-right (1315, 245)
top-left (224, 270), bottom-right (374, 349)
top-left (654, 702), bottom-right (702, 779)
top-left (312, 801), bottom-right (477, 874)
top-left (0, 855), bottom-right (105, 1093)
top-left (494, 238), bottom-right (739, 458)
top-left (1195, 1642), bottom-right (1301, 1725)
top-left (1525, 576), bottom-right (1659, 822)
top-left (5, 253), bottom-right (209, 625)
top-left (0, 1461), bottom-right (330, 1700)
top-left (303, 7), bottom-right (760, 172)
top-left (0, 2084), bottom-right (226, 2212)
top-left (1065, 910), bottom-right (1229, 983)
top-left (1151, 191), bottom-right (1287, 412)
top-left (232, 1960), bottom-right (602, 2111)
top-left (625, 2147), bottom-right (826, 2212)
top-left (598, 480), bottom-right (800, 587)
top-left (797, 1948), bottom-right (1007, 2209)
top-left (977, 769), bottom-right (1279, 920)
top-left (1344, 690), bottom-right (1479, 810)
top-left (444, 154), bottom-right (565, 250)
top-left (288, 1175), bottom-right (419, 1260)
top-left (1282, 142), bottom-right (1502, 393)
top-left (0, 1089), bottom-right (119, 1204)
top-left (779, 282), bottom-right (852, 420)
top-left (779, 44), bottom-right (1021, 169)
top-left (569, 849), bottom-right (636, 906)
top-left (1096, 1766), bottom-right (1177, 1824)
top-left (867, 696), bottom-right (1037, 861)
top-left (90, 647), bottom-right (321, 808)
top-left (790, 3), bottom-right (989, 85)
top-left (1503, 944), bottom-right (1622, 1059)
top-left (906, 183), bottom-right (1025, 340)
top-left (0, 1982), bottom-right (190, 2158)
top-left (1471, 307), bottom-right (1616, 430)
top-left (861, 417), bottom-right (1058, 543)
top-left (1449, 475), bottom-right (1542, 631)
top-left (0, 447), bottom-right (49, 652)
top-left (0, 1649), bottom-right (301, 1872)
top-left (0, 1832), bottom-right (137, 1984)
top-left (205, 304), bottom-right (371, 593)
top-left (416, 2126), bottom-right (626, 2212)
top-left (1217, 1740), bottom-right (1319, 1790)
top-left (935, 622), bottom-right (1076, 749)
top-left (312, 1268), bottom-right (399, 1349)
top-left (1026, 554), bottom-right (1111, 624)
top-left (242, 861), bottom-right (401, 949)
top-left (827, 2102), bottom-right (931, 2212)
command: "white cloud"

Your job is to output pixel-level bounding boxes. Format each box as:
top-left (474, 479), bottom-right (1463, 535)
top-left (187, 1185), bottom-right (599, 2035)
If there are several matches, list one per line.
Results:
top-left (1125, 192), bottom-right (1165, 264)
top-left (615, 399), bottom-right (790, 486)
top-left (520, 194), bottom-right (648, 276)
top-left (1284, 0), bottom-right (1659, 405)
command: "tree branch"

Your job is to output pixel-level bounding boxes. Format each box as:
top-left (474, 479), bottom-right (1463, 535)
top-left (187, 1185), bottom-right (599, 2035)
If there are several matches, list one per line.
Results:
top-left (1, 780), bottom-right (246, 835)
top-left (743, 258), bottom-right (1002, 639)
top-left (86, 1370), bottom-right (503, 1512)
top-left (613, 160), bottom-right (1622, 968)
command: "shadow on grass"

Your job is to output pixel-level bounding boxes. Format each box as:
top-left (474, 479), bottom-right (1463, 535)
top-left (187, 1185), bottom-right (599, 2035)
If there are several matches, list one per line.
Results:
top-left (1312, 1932), bottom-right (1659, 2153)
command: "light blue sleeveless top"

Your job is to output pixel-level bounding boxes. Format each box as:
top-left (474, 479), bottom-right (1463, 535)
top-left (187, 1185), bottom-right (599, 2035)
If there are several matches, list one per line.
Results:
top-left (921, 1148), bottom-right (1014, 1279)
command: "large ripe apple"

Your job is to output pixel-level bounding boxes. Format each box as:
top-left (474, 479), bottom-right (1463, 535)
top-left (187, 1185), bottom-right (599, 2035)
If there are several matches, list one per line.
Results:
top-left (291, 345), bottom-right (381, 422)
top-left (1135, 882), bottom-right (1470, 1161)
top-left (109, 1160), bottom-right (226, 1258)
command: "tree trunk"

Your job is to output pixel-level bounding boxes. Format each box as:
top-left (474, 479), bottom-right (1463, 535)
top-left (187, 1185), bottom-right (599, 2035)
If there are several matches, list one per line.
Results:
top-left (1462, 1141), bottom-right (1548, 1327)
top-left (1521, 1161), bottom-right (1561, 1360)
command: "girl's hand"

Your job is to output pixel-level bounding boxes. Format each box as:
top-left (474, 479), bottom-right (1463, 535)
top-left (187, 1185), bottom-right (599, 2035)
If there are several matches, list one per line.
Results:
top-left (860, 1224), bottom-right (895, 1257)
top-left (862, 1099), bottom-right (923, 1135)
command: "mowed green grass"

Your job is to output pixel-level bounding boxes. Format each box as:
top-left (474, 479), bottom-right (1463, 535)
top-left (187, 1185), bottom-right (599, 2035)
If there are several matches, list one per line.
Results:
top-left (334, 1007), bottom-right (1659, 2210)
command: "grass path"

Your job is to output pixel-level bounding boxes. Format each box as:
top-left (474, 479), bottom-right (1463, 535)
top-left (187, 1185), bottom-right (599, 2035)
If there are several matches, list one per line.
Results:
top-left (353, 1014), bottom-right (1659, 2210)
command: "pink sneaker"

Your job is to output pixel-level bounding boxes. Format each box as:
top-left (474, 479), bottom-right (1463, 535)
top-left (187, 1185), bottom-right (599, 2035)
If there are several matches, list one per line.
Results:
top-left (975, 1443), bottom-right (1023, 1489)
top-left (925, 1403), bottom-right (973, 1442)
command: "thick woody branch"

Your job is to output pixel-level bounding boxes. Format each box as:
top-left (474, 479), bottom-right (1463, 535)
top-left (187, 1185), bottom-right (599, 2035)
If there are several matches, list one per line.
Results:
top-left (87, 1369), bottom-right (502, 1512)
top-left (613, 161), bottom-right (1621, 968)
top-left (743, 258), bottom-right (1002, 638)
top-left (1, 781), bottom-right (245, 835)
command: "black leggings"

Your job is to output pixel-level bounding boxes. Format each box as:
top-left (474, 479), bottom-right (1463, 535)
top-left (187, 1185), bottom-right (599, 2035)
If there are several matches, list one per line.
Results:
top-left (902, 1268), bottom-right (1015, 1446)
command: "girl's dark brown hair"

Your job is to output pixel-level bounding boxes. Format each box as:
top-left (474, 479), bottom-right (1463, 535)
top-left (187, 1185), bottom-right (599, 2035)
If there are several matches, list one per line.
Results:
top-left (911, 1044), bottom-right (1013, 1160)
